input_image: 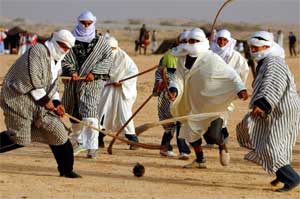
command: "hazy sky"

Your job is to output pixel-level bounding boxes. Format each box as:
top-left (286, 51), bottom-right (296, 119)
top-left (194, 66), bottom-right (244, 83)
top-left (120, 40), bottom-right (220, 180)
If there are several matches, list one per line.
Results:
top-left (1, 0), bottom-right (300, 25)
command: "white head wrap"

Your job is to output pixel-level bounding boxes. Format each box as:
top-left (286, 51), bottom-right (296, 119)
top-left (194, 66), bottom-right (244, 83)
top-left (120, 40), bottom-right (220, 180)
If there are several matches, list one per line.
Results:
top-left (45, 29), bottom-right (75, 61)
top-left (248, 31), bottom-right (285, 61)
top-left (171, 28), bottom-right (209, 57)
top-left (211, 29), bottom-right (237, 63)
top-left (185, 28), bottom-right (209, 57)
top-left (179, 30), bottom-right (190, 42)
top-left (72, 11), bottom-right (96, 43)
top-left (108, 36), bottom-right (118, 48)
top-left (108, 36), bottom-right (119, 58)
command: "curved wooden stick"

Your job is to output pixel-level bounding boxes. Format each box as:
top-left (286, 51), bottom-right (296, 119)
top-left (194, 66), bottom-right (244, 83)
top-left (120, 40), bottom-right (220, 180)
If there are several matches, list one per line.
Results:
top-left (209, 0), bottom-right (234, 44)
top-left (60, 76), bottom-right (86, 80)
top-left (105, 65), bottom-right (157, 87)
top-left (64, 113), bottom-right (162, 150)
top-left (161, 67), bottom-right (172, 97)
top-left (107, 93), bottom-right (154, 154)
top-left (135, 112), bottom-right (225, 135)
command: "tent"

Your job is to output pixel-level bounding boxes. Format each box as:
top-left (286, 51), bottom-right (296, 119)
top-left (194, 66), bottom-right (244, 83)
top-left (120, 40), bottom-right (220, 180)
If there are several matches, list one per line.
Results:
top-left (153, 38), bottom-right (177, 54)
top-left (154, 27), bottom-right (211, 55)
top-left (4, 26), bottom-right (27, 54)
top-left (4, 26), bottom-right (49, 54)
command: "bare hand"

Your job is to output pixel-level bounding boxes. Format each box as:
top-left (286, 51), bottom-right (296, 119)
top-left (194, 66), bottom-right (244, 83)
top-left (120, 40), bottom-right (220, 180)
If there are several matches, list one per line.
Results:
top-left (55, 104), bottom-right (65, 117)
top-left (85, 73), bottom-right (95, 82)
top-left (153, 81), bottom-right (165, 95)
top-left (168, 92), bottom-right (177, 101)
top-left (251, 106), bottom-right (264, 118)
top-left (45, 100), bottom-right (55, 111)
top-left (112, 82), bottom-right (122, 87)
top-left (238, 90), bottom-right (249, 101)
top-left (71, 73), bottom-right (80, 81)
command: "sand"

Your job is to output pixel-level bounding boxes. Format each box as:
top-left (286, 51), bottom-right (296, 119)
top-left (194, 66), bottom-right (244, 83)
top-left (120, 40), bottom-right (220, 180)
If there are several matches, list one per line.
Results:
top-left (0, 31), bottom-right (299, 199)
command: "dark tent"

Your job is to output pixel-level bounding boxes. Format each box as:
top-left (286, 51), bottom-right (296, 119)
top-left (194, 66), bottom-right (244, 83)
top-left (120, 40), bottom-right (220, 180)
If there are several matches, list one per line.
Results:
top-left (4, 26), bottom-right (49, 54)
top-left (4, 26), bottom-right (27, 54)
top-left (153, 27), bottom-right (211, 55)
top-left (154, 39), bottom-right (177, 54)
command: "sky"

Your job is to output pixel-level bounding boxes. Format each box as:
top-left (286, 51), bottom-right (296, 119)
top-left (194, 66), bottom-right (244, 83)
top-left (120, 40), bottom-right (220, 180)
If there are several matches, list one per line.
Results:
top-left (1, 0), bottom-right (300, 25)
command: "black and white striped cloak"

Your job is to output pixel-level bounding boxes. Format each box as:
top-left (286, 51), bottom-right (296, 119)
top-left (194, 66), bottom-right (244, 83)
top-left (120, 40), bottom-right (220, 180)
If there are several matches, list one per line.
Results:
top-left (236, 56), bottom-right (300, 174)
top-left (61, 36), bottom-right (112, 119)
top-left (0, 43), bottom-right (69, 145)
top-left (154, 64), bottom-right (177, 132)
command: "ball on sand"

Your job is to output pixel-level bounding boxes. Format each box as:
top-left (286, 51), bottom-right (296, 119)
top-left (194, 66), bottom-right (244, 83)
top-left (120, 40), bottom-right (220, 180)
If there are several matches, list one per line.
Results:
top-left (133, 163), bottom-right (145, 177)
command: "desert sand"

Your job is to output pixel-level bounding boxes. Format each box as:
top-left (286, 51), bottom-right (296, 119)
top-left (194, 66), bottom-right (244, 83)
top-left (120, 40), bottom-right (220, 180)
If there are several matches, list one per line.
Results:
top-left (0, 27), bottom-right (299, 199)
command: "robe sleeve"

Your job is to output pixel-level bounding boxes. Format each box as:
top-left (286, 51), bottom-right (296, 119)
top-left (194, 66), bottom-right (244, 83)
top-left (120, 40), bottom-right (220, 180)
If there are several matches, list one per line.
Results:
top-left (92, 40), bottom-right (113, 77)
top-left (121, 58), bottom-right (138, 100)
top-left (28, 46), bottom-right (46, 90)
top-left (254, 59), bottom-right (288, 109)
top-left (62, 50), bottom-right (77, 76)
top-left (225, 65), bottom-right (247, 94)
top-left (236, 53), bottom-right (249, 83)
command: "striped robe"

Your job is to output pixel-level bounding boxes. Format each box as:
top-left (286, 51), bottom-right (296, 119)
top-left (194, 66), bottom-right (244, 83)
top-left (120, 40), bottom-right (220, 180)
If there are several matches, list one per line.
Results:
top-left (0, 43), bottom-right (69, 145)
top-left (61, 36), bottom-right (112, 119)
top-left (236, 56), bottom-right (300, 174)
top-left (154, 64), bottom-right (177, 132)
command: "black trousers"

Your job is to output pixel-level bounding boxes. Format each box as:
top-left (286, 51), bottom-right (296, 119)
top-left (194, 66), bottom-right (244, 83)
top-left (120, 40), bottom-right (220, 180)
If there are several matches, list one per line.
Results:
top-left (0, 131), bottom-right (23, 152)
top-left (160, 122), bottom-right (191, 153)
top-left (1, 130), bottom-right (74, 176)
top-left (49, 139), bottom-right (74, 176)
top-left (276, 165), bottom-right (300, 188)
top-left (203, 118), bottom-right (228, 145)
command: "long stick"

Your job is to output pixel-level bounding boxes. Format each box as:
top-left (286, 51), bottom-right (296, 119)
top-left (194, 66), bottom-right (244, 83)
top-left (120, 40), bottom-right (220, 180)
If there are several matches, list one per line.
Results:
top-left (161, 67), bottom-right (172, 97)
top-left (105, 65), bottom-right (157, 87)
top-left (107, 93), bottom-right (154, 154)
top-left (209, 0), bottom-right (234, 44)
top-left (64, 113), bottom-right (162, 150)
top-left (0, 76), bottom-right (86, 87)
top-left (135, 112), bottom-right (225, 135)
top-left (60, 76), bottom-right (86, 80)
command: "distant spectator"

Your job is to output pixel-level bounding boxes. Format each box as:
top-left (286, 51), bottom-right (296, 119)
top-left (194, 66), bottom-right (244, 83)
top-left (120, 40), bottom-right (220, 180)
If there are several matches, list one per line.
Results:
top-left (0, 29), bottom-right (7, 55)
top-left (104, 29), bottom-right (110, 40)
top-left (151, 30), bottom-right (158, 53)
top-left (288, 32), bottom-right (297, 56)
top-left (276, 30), bottom-right (284, 48)
top-left (27, 33), bottom-right (38, 50)
top-left (18, 32), bottom-right (27, 56)
top-left (139, 24), bottom-right (147, 44)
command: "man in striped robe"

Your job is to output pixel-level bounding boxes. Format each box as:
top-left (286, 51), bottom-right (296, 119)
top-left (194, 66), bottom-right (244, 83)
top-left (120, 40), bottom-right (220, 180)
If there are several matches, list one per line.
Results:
top-left (236, 31), bottom-right (300, 192)
top-left (62, 11), bottom-right (112, 159)
top-left (0, 30), bottom-right (81, 178)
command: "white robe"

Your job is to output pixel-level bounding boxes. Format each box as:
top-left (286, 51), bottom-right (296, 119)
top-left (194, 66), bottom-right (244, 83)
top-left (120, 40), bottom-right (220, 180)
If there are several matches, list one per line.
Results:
top-left (98, 48), bottom-right (138, 135)
top-left (226, 50), bottom-right (249, 113)
top-left (227, 50), bottom-right (249, 84)
top-left (170, 51), bottom-right (246, 142)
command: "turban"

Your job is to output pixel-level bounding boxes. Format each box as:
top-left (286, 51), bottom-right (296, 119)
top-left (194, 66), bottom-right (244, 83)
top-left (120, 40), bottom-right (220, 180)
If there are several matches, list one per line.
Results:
top-left (211, 29), bottom-right (236, 63)
top-left (216, 29), bottom-right (231, 41)
top-left (248, 31), bottom-right (285, 61)
top-left (72, 11), bottom-right (96, 43)
top-left (187, 28), bottom-right (207, 42)
top-left (53, 29), bottom-right (75, 48)
top-left (108, 37), bottom-right (118, 48)
top-left (179, 30), bottom-right (190, 41)
top-left (77, 11), bottom-right (97, 22)
top-left (46, 29), bottom-right (75, 61)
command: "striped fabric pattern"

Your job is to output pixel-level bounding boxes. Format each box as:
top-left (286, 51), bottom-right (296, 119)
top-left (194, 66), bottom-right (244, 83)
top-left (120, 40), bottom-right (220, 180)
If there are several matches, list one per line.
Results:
top-left (61, 36), bottom-right (112, 118)
top-left (0, 43), bottom-right (69, 145)
top-left (236, 56), bottom-right (300, 174)
top-left (155, 64), bottom-right (176, 131)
